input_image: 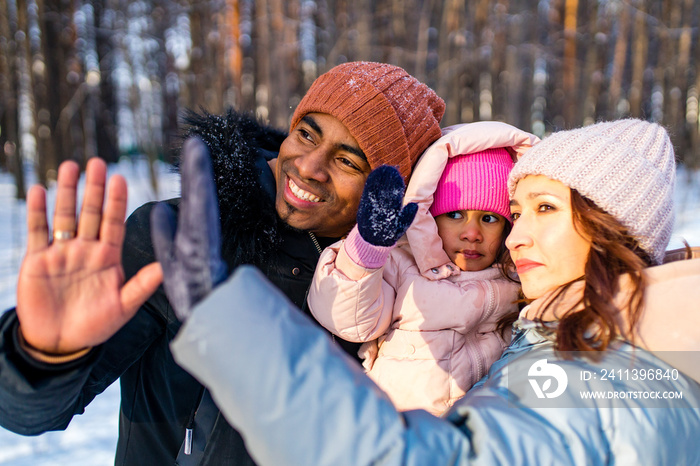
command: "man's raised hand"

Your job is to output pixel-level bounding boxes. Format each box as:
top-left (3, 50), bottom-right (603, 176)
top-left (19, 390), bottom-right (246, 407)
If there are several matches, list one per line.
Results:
top-left (16, 158), bottom-right (163, 356)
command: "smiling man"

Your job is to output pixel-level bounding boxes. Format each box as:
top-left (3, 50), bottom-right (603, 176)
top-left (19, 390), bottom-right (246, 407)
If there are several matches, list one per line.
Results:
top-left (0, 61), bottom-right (444, 465)
top-left (272, 113), bottom-right (371, 237)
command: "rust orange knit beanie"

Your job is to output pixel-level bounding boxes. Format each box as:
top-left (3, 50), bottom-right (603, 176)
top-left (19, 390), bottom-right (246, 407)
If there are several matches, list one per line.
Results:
top-left (290, 61), bottom-right (445, 180)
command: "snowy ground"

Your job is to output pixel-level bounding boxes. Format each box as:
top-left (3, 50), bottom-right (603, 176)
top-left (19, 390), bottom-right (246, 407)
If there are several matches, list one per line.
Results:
top-left (0, 157), bottom-right (697, 464)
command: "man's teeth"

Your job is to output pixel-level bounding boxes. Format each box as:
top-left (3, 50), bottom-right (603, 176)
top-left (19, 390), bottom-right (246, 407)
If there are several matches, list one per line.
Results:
top-left (289, 179), bottom-right (321, 202)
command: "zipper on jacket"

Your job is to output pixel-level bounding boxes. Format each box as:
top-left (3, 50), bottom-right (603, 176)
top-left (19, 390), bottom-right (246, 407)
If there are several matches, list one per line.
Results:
top-left (184, 428), bottom-right (193, 455)
top-left (184, 387), bottom-right (206, 455)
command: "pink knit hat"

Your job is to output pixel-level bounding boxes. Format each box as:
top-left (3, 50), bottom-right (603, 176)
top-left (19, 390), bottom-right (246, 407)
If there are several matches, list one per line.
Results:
top-left (430, 148), bottom-right (514, 221)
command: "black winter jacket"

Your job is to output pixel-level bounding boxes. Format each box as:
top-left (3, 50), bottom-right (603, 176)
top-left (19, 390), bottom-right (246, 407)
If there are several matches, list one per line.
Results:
top-left (0, 110), bottom-right (360, 465)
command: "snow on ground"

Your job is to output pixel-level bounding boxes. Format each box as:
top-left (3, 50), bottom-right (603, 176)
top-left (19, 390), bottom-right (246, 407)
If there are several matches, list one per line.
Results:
top-left (672, 166), bottom-right (700, 250)
top-left (0, 157), bottom-right (697, 464)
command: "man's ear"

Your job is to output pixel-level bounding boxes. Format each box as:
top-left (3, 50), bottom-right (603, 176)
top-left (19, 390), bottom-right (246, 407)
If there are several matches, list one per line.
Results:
top-left (267, 158), bottom-right (277, 172)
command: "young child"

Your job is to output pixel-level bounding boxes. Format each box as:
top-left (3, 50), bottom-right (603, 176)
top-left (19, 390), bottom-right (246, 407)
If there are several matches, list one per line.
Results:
top-left (309, 122), bottom-right (538, 416)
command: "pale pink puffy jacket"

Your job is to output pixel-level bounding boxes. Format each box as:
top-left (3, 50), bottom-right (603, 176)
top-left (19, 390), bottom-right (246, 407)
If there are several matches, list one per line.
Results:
top-left (309, 122), bottom-right (540, 416)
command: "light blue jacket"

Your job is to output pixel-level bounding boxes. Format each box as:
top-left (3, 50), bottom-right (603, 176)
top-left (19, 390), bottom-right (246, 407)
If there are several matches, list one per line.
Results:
top-left (171, 266), bottom-right (700, 465)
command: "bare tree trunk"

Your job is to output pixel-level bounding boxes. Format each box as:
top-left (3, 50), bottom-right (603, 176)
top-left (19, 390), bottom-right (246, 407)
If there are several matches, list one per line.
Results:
top-left (2, 0), bottom-right (27, 198)
top-left (73, 1), bottom-right (99, 163)
top-left (92, 0), bottom-right (119, 163)
top-left (355, 0), bottom-right (371, 61)
top-left (187, 1), bottom-right (205, 112)
top-left (227, 0), bottom-right (243, 108)
top-left (414, 0), bottom-right (435, 81)
top-left (254, 0), bottom-right (271, 121)
top-left (514, 0), bottom-right (538, 132)
top-left (672, 0), bottom-right (694, 159)
top-left (690, 68), bottom-right (700, 169)
top-left (27, 0), bottom-right (56, 181)
top-left (688, 0), bottom-right (700, 169)
top-left (530, 1), bottom-right (551, 135)
top-left (151, 0), bottom-right (178, 163)
top-left (546, 0), bottom-right (566, 129)
top-left (608, 2), bottom-right (630, 118)
top-left (491, 0), bottom-right (509, 123)
top-left (210, 1), bottom-right (228, 114)
top-left (0, 0), bottom-right (16, 172)
top-left (16, 0), bottom-right (31, 198)
top-left (562, 0), bottom-right (577, 125)
top-left (470, 0), bottom-right (490, 123)
top-left (238, 0), bottom-right (255, 111)
top-left (578, 0), bottom-right (601, 125)
top-left (384, 0), bottom-right (406, 67)
top-left (628, 4), bottom-right (647, 119)
top-left (436, 0), bottom-right (464, 126)
top-left (298, 0), bottom-right (318, 94)
top-left (42, 0), bottom-right (79, 173)
top-left (268, 0), bottom-right (293, 127)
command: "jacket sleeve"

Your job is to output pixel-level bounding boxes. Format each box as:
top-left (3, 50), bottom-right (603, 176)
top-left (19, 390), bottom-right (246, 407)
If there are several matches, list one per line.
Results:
top-left (171, 266), bottom-right (589, 466)
top-left (308, 241), bottom-right (399, 342)
top-left (0, 202), bottom-right (171, 435)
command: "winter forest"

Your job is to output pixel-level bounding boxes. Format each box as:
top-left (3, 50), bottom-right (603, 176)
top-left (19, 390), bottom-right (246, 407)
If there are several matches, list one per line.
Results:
top-left (1, 0), bottom-right (700, 201)
top-left (0, 1), bottom-right (699, 463)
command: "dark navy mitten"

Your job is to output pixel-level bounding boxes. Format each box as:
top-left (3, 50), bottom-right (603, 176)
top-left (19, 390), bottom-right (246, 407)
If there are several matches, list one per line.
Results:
top-left (151, 136), bottom-right (228, 322)
top-left (356, 165), bottom-right (417, 247)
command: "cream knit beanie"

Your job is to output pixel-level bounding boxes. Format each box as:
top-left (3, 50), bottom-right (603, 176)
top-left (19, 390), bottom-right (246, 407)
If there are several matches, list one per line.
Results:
top-left (508, 119), bottom-right (676, 264)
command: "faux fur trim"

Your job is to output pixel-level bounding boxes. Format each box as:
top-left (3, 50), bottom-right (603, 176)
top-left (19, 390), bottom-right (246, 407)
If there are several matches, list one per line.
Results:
top-left (177, 108), bottom-right (288, 270)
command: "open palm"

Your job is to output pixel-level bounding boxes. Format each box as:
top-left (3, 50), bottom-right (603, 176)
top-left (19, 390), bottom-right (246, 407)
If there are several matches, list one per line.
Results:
top-left (16, 159), bottom-right (162, 355)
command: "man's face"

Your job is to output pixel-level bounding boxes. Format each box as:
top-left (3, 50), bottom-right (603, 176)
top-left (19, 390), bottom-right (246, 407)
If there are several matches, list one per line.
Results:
top-left (273, 113), bottom-right (371, 238)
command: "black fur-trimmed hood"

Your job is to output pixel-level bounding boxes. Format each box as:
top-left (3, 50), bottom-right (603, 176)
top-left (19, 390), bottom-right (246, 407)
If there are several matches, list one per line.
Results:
top-left (177, 108), bottom-right (288, 270)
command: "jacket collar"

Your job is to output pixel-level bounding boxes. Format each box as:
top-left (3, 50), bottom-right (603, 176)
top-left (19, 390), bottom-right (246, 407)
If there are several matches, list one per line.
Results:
top-left (179, 109), bottom-right (288, 269)
top-left (518, 250), bottom-right (700, 383)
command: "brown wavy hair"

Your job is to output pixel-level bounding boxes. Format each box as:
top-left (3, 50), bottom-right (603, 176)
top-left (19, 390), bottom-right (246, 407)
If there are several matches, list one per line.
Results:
top-left (534, 190), bottom-right (653, 352)
top-left (494, 220), bottom-right (516, 279)
top-left (493, 220), bottom-right (521, 337)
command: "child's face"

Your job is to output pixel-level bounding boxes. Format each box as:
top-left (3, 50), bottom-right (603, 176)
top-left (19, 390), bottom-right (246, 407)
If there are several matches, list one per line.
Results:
top-left (434, 210), bottom-right (506, 272)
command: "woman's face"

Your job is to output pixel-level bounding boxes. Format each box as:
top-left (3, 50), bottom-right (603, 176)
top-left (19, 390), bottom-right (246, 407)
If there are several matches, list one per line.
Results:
top-left (506, 175), bottom-right (592, 300)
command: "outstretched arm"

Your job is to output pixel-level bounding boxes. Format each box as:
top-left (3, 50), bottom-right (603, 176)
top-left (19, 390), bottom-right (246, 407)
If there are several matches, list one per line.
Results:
top-left (172, 266), bottom-right (475, 466)
top-left (16, 158), bottom-right (163, 356)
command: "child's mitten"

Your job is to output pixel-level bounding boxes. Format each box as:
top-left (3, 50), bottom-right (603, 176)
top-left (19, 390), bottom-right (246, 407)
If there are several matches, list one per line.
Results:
top-left (356, 165), bottom-right (417, 247)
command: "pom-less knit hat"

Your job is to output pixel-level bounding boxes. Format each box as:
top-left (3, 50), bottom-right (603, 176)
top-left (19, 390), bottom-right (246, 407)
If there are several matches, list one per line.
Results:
top-left (508, 119), bottom-right (676, 264)
top-left (290, 61), bottom-right (445, 180)
top-left (430, 148), bottom-right (514, 221)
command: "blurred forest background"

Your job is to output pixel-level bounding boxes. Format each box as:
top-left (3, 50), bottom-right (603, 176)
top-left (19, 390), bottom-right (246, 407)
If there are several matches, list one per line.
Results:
top-left (1, 0), bottom-right (699, 200)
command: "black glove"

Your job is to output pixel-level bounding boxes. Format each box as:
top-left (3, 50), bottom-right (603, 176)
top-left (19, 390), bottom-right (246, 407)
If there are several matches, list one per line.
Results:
top-left (356, 165), bottom-right (417, 247)
top-left (151, 136), bottom-right (228, 322)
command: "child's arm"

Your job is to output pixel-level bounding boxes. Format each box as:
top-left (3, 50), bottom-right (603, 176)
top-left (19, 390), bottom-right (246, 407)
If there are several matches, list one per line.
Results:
top-left (310, 226), bottom-right (398, 342)
top-left (309, 166), bottom-right (416, 342)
